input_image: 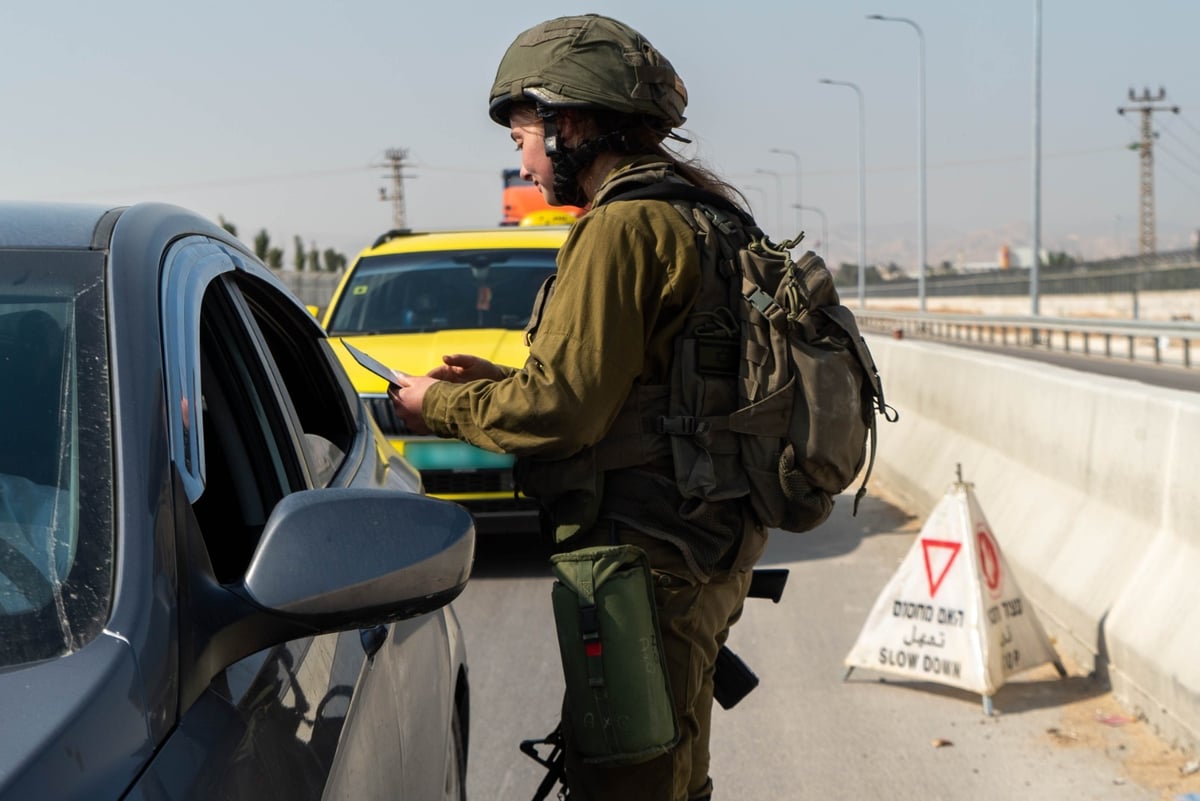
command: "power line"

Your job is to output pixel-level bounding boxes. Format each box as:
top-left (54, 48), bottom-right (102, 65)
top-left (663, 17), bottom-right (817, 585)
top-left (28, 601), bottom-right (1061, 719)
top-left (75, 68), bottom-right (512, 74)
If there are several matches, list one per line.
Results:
top-left (1175, 112), bottom-right (1200, 140)
top-left (1158, 117), bottom-right (1200, 167)
top-left (1153, 144), bottom-right (1200, 198)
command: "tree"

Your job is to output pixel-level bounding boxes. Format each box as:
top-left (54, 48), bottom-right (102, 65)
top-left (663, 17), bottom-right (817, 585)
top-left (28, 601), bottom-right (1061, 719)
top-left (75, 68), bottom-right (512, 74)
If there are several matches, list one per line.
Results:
top-left (308, 243), bottom-right (321, 272)
top-left (218, 215), bottom-right (238, 238)
top-left (322, 248), bottom-right (347, 272)
top-left (254, 229), bottom-right (271, 262)
top-left (293, 235), bottom-right (306, 272)
top-left (1046, 251), bottom-right (1076, 271)
top-left (267, 247), bottom-right (284, 270)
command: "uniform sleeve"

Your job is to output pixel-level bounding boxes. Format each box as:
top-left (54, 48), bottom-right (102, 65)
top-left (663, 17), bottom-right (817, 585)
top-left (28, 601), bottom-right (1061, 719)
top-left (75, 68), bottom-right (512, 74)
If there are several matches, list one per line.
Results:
top-left (421, 205), bottom-right (688, 460)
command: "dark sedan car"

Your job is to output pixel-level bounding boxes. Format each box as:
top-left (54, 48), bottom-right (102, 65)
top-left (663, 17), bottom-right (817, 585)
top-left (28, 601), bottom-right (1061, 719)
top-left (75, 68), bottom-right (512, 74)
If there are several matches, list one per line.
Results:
top-left (0, 202), bottom-right (473, 800)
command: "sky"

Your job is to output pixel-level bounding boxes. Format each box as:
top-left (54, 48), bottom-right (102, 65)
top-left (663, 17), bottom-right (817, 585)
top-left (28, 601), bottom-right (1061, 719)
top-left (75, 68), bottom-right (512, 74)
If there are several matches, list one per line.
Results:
top-left (3, 1), bottom-right (1198, 272)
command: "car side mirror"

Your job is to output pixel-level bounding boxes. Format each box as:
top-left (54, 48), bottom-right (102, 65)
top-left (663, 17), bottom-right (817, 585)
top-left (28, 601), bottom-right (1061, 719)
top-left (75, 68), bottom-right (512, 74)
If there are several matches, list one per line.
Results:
top-left (178, 487), bottom-right (474, 715)
top-left (243, 488), bottom-right (474, 626)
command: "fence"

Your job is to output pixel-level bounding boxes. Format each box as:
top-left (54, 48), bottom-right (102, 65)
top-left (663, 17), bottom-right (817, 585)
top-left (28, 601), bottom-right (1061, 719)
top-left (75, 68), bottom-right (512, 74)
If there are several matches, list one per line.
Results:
top-left (277, 271), bottom-right (343, 312)
top-left (851, 250), bottom-right (1200, 300)
top-left (856, 309), bottom-right (1200, 369)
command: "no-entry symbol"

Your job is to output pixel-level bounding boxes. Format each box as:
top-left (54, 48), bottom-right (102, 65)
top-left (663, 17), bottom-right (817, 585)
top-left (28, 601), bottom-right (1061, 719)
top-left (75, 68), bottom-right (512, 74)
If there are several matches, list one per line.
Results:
top-left (977, 525), bottom-right (1001, 594)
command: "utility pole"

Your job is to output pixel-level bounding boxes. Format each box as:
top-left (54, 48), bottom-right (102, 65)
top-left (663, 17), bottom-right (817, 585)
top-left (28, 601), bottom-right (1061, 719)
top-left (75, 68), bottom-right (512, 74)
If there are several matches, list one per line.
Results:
top-left (378, 147), bottom-right (411, 230)
top-left (1117, 88), bottom-right (1179, 261)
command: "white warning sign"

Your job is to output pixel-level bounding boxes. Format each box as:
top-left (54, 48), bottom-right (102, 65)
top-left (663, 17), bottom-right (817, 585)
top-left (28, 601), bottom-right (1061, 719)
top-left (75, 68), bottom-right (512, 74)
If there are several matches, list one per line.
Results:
top-left (844, 479), bottom-right (1061, 698)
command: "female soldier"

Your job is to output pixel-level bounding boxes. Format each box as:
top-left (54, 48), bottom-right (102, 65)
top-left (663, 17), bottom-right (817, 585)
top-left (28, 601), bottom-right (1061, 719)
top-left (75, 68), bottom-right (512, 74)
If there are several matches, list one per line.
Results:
top-left (391, 14), bottom-right (766, 800)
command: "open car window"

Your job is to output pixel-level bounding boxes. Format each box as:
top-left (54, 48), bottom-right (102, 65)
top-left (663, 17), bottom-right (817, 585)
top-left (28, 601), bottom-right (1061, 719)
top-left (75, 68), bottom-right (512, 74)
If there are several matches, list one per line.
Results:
top-left (163, 237), bottom-right (360, 582)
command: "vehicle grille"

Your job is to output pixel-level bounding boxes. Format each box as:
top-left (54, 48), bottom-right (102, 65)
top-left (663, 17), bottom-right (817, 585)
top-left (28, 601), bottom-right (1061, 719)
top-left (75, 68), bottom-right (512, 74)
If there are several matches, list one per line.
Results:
top-left (464, 498), bottom-right (541, 515)
top-left (422, 470), bottom-right (516, 495)
top-left (362, 395), bottom-right (408, 435)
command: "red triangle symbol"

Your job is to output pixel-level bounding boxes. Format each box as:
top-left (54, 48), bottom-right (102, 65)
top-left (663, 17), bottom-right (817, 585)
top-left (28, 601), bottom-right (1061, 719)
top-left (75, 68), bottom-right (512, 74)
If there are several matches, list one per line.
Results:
top-left (921, 539), bottom-right (962, 598)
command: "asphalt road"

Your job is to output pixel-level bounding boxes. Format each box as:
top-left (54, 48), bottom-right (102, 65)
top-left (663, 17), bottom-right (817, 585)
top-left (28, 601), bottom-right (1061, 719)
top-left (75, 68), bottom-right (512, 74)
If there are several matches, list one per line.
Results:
top-left (452, 484), bottom-right (1190, 800)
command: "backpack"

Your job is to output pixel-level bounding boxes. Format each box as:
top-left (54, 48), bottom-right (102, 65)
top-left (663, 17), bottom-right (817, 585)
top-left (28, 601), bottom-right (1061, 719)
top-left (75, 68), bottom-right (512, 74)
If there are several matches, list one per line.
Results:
top-left (597, 172), bottom-right (896, 533)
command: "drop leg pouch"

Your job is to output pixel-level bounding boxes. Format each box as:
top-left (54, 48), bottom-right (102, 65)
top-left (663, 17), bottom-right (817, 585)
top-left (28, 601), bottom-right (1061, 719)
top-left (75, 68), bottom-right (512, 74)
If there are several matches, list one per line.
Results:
top-left (550, 544), bottom-right (679, 765)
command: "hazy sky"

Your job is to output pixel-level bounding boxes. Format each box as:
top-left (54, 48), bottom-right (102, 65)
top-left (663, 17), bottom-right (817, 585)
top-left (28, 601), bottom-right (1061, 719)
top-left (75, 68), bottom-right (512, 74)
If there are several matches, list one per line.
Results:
top-left (3, 1), bottom-right (1197, 270)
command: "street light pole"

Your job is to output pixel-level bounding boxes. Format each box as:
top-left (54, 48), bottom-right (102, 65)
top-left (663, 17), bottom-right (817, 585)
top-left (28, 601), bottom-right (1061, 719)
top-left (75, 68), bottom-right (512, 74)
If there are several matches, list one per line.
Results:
top-left (769, 148), bottom-right (803, 235)
top-left (819, 78), bottom-right (868, 309)
top-left (754, 168), bottom-right (784, 236)
top-left (1031, 0), bottom-right (1043, 316)
top-left (795, 204), bottom-right (828, 265)
top-left (868, 13), bottom-right (926, 312)
top-left (740, 184), bottom-right (767, 219)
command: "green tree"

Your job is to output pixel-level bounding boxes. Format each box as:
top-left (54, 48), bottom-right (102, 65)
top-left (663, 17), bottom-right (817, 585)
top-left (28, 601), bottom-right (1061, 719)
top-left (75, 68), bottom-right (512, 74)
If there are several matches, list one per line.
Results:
top-left (293, 235), bottom-right (306, 272)
top-left (218, 215), bottom-right (238, 238)
top-left (322, 248), bottom-right (347, 272)
top-left (1046, 251), bottom-right (1076, 271)
top-left (254, 229), bottom-right (271, 262)
top-left (267, 247), bottom-right (284, 270)
top-left (308, 244), bottom-right (321, 272)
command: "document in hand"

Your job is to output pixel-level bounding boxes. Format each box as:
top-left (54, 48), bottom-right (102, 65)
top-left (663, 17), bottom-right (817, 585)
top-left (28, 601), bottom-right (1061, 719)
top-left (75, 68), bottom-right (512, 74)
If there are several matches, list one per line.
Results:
top-left (342, 340), bottom-right (408, 385)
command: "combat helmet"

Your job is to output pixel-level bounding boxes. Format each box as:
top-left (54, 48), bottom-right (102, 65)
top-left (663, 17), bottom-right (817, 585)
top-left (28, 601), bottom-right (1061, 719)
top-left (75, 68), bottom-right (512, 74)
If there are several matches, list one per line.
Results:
top-left (489, 14), bottom-right (687, 130)
top-left (489, 14), bottom-right (687, 205)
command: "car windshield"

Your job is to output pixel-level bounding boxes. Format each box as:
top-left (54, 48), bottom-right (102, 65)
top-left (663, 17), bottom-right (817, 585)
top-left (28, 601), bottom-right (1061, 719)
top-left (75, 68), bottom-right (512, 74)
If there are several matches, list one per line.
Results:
top-left (0, 250), bottom-right (112, 669)
top-left (325, 248), bottom-right (557, 335)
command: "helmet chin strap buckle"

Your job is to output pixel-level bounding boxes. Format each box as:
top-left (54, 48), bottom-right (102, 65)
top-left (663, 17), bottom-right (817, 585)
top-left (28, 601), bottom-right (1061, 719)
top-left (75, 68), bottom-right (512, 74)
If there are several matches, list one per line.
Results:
top-left (540, 112), bottom-right (563, 157)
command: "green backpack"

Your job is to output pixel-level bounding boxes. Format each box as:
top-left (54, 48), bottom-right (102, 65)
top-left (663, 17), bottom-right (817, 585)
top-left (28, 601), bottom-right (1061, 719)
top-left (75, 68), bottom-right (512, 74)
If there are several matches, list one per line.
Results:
top-left (596, 167), bottom-right (896, 532)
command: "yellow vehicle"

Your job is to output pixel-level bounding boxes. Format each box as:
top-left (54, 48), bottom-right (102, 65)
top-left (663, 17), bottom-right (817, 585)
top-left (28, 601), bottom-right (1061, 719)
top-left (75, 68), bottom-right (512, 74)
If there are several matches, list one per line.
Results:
top-left (323, 226), bottom-right (568, 532)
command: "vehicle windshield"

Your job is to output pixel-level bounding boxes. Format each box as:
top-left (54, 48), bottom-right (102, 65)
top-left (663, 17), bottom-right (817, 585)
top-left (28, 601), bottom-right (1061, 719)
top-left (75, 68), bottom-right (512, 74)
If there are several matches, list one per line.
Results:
top-left (0, 250), bottom-right (112, 669)
top-left (325, 248), bottom-right (557, 335)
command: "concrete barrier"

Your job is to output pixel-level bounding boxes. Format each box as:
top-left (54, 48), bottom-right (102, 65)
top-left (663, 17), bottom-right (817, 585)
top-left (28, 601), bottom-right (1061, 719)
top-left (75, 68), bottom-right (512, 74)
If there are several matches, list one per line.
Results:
top-left (866, 334), bottom-right (1200, 753)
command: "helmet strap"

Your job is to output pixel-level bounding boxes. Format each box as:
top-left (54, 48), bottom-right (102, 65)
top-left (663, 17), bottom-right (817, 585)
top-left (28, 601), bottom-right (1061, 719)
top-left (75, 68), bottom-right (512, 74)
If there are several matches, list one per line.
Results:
top-left (539, 108), bottom-right (633, 207)
top-left (539, 109), bottom-right (590, 207)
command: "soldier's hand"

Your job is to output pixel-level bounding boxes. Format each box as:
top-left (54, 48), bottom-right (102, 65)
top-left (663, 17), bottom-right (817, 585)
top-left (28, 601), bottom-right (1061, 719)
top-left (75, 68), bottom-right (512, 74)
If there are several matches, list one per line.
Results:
top-left (389, 374), bottom-right (435, 435)
top-left (428, 353), bottom-right (505, 383)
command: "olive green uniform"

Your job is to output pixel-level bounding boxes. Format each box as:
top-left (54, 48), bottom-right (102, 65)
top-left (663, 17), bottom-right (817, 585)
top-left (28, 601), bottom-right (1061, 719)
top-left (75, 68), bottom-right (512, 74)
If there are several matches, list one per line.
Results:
top-left (422, 156), bottom-right (766, 800)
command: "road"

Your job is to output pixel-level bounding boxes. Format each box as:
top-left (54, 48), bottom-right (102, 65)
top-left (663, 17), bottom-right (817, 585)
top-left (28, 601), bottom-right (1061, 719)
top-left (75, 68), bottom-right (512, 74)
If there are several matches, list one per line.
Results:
top-left (452, 482), bottom-right (1200, 800)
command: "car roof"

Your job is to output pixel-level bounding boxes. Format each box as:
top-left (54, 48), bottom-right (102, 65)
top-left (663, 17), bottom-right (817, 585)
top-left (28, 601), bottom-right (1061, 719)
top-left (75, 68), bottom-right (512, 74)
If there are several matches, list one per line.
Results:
top-left (362, 226), bottom-right (570, 258)
top-left (0, 201), bottom-right (122, 249)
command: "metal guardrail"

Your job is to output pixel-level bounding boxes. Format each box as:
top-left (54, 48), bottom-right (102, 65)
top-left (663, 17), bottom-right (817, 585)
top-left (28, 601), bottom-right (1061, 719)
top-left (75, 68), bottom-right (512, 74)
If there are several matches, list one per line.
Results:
top-left (844, 252), bottom-right (1200, 300)
top-left (856, 309), bottom-right (1200, 369)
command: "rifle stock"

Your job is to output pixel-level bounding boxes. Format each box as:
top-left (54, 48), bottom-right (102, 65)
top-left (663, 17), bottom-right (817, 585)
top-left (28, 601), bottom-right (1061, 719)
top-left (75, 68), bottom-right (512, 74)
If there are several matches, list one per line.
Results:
top-left (713, 568), bottom-right (789, 709)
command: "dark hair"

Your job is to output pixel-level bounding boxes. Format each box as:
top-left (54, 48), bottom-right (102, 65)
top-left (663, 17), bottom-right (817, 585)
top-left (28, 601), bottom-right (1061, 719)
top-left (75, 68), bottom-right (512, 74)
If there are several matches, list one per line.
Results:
top-left (590, 109), bottom-right (745, 208)
top-left (509, 102), bottom-right (751, 211)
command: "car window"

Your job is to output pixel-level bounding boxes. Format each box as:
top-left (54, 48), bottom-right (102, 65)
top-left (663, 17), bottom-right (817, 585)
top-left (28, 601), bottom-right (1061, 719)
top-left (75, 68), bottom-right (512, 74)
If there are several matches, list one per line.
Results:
top-left (326, 248), bottom-right (557, 335)
top-left (0, 251), bottom-right (113, 669)
top-left (189, 276), bottom-right (308, 583)
top-left (165, 237), bottom-right (358, 499)
top-left (231, 272), bottom-right (356, 488)
top-left (189, 270), bottom-right (366, 578)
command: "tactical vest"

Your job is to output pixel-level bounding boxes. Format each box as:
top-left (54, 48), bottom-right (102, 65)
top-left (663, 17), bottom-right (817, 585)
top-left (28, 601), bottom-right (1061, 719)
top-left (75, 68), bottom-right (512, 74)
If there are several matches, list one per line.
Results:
top-left (515, 163), bottom-right (752, 552)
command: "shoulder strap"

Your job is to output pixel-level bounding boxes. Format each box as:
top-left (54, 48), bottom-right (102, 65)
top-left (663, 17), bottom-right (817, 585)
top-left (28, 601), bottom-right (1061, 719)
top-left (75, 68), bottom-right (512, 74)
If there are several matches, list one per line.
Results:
top-left (598, 181), bottom-right (756, 228)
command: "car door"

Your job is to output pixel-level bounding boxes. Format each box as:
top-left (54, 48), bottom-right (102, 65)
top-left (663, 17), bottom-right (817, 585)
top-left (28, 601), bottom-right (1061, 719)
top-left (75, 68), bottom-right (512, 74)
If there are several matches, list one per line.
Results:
top-left (134, 237), bottom-right (410, 799)
top-left (229, 266), bottom-right (460, 800)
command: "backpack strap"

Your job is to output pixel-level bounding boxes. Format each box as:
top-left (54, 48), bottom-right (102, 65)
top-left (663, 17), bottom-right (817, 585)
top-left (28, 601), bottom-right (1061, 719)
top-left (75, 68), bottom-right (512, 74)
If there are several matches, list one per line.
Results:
top-left (598, 181), bottom-right (757, 229)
